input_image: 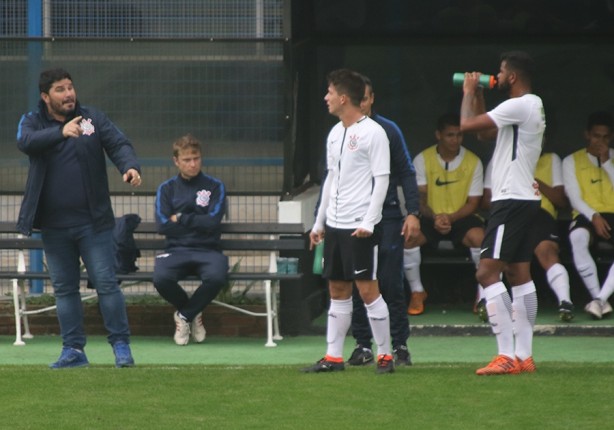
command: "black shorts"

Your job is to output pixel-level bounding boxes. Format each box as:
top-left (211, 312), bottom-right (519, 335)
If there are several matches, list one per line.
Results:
top-left (421, 214), bottom-right (484, 248)
top-left (322, 225), bottom-right (381, 281)
top-left (527, 208), bottom-right (560, 245)
top-left (569, 212), bottom-right (614, 245)
top-left (481, 199), bottom-right (541, 263)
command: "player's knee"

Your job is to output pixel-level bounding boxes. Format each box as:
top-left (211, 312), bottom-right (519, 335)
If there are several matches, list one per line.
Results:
top-left (152, 272), bottom-right (176, 292)
top-left (464, 227), bottom-right (485, 248)
top-left (534, 241), bottom-right (559, 266)
top-left (569, 227), bottom-right (591, 250)
top-left (475, 261), bottom-right (503, 286)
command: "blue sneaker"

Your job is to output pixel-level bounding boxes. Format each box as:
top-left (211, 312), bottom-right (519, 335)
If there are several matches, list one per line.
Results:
top-left (113, 341), bottom-right (135, 368)
top-left (49, 347), bottom-right (89, 369)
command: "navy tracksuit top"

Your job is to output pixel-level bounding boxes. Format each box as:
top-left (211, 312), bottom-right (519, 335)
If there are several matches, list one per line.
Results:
top-left (155, 171), bottom-right (226, 251)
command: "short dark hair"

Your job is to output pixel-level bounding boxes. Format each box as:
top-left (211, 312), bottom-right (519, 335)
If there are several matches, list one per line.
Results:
top-left (500, 51), bottom-right (535, 82)
top-left (326, 69), bottom-right (365, 107)
top-left (173, 133), bottom-right (202, 158)
top-left (436, 112), bottom-right (460, 131)
top-left (586, 110), bottom-right (614, 131)
top-left (361, 74), bottom-right (373, 92)
top-left (39, 68), bottom-right (72, 94)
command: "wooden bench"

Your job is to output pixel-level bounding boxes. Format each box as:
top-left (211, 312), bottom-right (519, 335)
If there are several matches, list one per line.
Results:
top-left (0, 221), bottom-right (307, 347)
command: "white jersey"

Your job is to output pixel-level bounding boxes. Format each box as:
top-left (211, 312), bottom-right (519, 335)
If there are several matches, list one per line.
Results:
top-left (323, 116), bottom-right (390, 229)
top-left (486, 94), bottom-right (545, 201)
top-left (484, 152), bottom-right (563, 189)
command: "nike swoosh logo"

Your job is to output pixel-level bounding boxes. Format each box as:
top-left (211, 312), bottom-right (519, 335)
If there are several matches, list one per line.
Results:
top-left (354, 269), bottom-right (368, 275)
top-left (435, 177), bottom-right (459, 186)
top-left (480, 248), bottom-right (489, 254)
top-left (591, 179), bottom-right (602, 184)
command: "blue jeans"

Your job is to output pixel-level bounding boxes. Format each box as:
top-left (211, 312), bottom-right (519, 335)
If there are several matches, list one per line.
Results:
top-left (42, 224), bottom-right (130, 349)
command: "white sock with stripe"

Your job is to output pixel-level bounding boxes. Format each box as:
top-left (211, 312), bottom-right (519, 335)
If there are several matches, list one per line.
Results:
top-left (512, 281), bottom-right (538, 361)
top-left (484, 282), bottom-right (514, 359)
top-left (403, 247), bottom-right (424, 293)
top-left (569, 228), bottom-right (601, 299)
top-left (325, 298), bottom-right (352, 359)
top-left (546, 263), bottom-right (571, 304)
top-left (597, 264), bottom-right (614, 304)
top-left (365, 295), bottom-right (391, 357)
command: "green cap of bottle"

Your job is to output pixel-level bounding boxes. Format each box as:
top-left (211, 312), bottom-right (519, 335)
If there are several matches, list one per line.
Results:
top-left (452, 72), bottom-right (496, 89)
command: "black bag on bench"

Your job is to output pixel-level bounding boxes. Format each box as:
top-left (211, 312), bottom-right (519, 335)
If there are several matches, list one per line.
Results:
top-left (87, 213), bottom-right (141, 289)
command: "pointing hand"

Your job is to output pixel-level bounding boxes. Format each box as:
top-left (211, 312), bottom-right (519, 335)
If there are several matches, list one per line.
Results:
top-left (62, 116), bottom-right (83, 138)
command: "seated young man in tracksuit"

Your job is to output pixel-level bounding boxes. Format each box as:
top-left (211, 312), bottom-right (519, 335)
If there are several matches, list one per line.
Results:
top-left (153, 134), bottom-right (229, 345)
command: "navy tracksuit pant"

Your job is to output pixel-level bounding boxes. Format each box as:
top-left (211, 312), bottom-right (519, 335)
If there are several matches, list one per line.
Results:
top-left (153, 248), bottom-right (228, 321)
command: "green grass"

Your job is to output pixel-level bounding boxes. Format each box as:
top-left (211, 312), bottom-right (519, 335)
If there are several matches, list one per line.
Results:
top-left (4, 334), bottom-right (614, 365)
top-left (1, 334), bottom-right (614, 429)
top-left (1, 363), bottom-right (612, 429)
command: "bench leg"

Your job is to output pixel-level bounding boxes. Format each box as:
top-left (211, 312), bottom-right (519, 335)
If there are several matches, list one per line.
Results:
top-left (272, 282), bottom-right (283, 341)
top-left (12, 279), bottom-right (26, 346)
top-left (264, 279), bottom-right (277, 347)
top-left (19, 280), bottom-right (34, 340)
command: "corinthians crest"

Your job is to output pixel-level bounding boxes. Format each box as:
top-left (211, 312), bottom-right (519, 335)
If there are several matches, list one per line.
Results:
top-left (347, 134), bottom-right (359, 151)
top-left (80, 118), bottom-right (96, 136)
top-left (196, 189), bottom-right (211, 207)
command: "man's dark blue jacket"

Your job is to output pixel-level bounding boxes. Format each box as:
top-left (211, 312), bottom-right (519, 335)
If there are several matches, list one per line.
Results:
top-left (372, 113), bottom-right (419, 219)
top-left (16, 100), bottom-right (141, 235)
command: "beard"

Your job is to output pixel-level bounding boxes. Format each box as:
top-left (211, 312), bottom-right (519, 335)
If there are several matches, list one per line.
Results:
top-left (497, 79), bottom-right (511, 93)
top-left (48, 98), bottom-right (76, 118)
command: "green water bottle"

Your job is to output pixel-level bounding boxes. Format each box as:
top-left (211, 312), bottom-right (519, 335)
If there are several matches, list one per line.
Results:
top-left (312, 241), bottom-right (324, 275)
top-left (452, 72), bottom-right (496, 89)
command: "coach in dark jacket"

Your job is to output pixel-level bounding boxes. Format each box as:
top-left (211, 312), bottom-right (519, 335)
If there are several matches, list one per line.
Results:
top-left (17, 101), bottom-right (139, 235)
top-left (16, 68), bottom-right (141, 369)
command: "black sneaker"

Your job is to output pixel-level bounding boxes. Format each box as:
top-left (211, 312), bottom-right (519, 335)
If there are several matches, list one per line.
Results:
top-left (347, 345), bottom-right (374, 366)
top-left (559, 300), bottom-right (575, 322)
top-left (301, 358), bottom-right (345, 373)
top-left (393, 345), bottom-right (412, 366)
top-left (376, 354), bottom-right (395, 374)
top-left (476, 298), bottom-right (489, 323)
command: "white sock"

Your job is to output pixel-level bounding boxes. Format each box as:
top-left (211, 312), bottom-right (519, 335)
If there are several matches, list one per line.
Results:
top-left (325, 298), bottom-right (352, 359)
top-left (546, 263), bottom-right (571, 304)
top-left (511, 282), bottom-right (538, 360)
top-left (403, 247), bottom-right (424, 293)
top-left (365, 295), bottom-right (391, 356)
top-left (597, 264), bottom-right (614, 303)
top-left (484, 282), bottom-right (514, 359)
top-left (569, 228), bottom-right (601, 298)
top-left (470, 248), bottom-right (486, 300)
top-left (470, 247), bottom-right (481, 268)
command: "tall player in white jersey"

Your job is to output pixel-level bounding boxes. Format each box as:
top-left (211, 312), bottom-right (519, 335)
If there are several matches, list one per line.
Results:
top-left (303, 69), bottom-right (395, 374)
top-left (460, 51), bottom-right (546, 376)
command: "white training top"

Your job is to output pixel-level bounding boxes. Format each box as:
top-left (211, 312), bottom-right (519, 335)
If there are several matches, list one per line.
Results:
top-left (414, 146), bottom-right (484, 197)
top-left (486, 94), bottom-right (545, 201)
top-left (318, 116), bottom-right (390, 230)
top-left (484, 152), bottom-right (563, 189)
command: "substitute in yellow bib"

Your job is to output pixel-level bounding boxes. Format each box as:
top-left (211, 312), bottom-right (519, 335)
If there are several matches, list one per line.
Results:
top-left (563, 111), bottom-right (614, 319)
top-left (404, 113), bottom-right (485, 316)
